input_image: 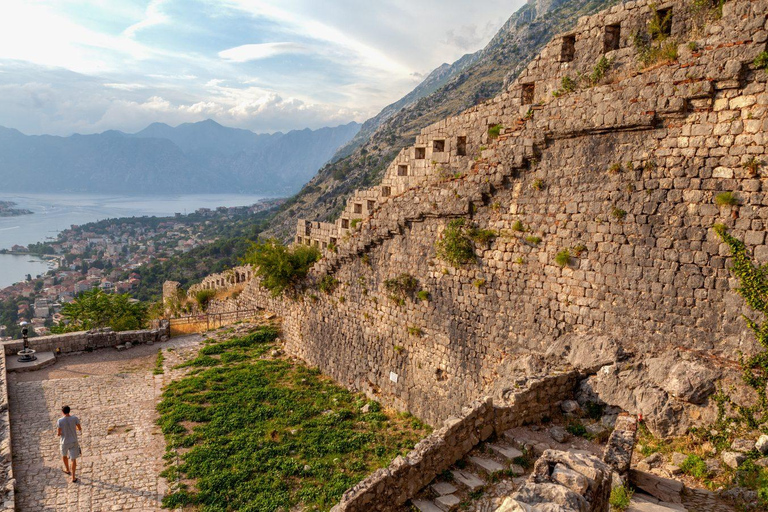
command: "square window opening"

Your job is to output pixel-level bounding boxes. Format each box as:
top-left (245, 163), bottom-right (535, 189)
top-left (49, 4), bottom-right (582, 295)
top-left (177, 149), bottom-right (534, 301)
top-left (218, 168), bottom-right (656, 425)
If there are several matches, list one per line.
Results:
top-left (457, 136), bottom-right (467, 156)
top-left (521, 83), bottom-right (535, 105)
top-left (604, 24), bottom-right (621, 52)
top-left (560, 35), bottom-right (576, 62)
top-left (397, 164), bottom-right (408, 176)
top-left (433, 139), bottom-right (445, 152)
top-left (415, 147), bottom-right (426, 159)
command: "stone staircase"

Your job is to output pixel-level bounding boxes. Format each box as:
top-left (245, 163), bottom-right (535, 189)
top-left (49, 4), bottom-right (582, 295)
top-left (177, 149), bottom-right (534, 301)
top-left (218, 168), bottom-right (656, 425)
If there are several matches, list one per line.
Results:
top-left (409, 434), bottom-right (531, 512)
top-left (627, 493), bottom-right (688, 512)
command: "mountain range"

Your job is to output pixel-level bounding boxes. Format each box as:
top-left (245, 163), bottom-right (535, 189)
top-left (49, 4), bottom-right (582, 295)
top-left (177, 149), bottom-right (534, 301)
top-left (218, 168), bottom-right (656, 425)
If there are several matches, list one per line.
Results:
top-left (265, 0), bottom-right (618, 238)
top-left (0, 120), bottom-right (360, 195)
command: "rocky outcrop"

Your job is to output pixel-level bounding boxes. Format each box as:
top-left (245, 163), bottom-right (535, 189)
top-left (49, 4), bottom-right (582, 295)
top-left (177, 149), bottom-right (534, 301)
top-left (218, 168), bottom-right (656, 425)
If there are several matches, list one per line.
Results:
top-left (500, 450), bottom-right (613, 512)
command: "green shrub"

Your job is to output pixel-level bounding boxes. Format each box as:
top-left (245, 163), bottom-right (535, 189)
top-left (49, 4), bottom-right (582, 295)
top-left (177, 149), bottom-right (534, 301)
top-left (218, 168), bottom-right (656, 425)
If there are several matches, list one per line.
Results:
top-left (195, 289), bottom-right (217, 312)
top-left (319, 275), bottom-right (339, 294)
top-left (609, 485), bottom-right (634, 511)
top-left (555, 249), bottom-right (572, 268)
top-left (384, 274), bottom-right (418, 298)
top-left (608, 163), bottom-right (623, 174)
top-left (350, 218), bottom-right (362, 229)
top-left (511, 220), bottom-right (525, 232)
top-left (436, 219), bottom-right (476, 267)
top-left (416, 290), bottom-right (431, 302)
top-left (245, 239), bottom-right (320, 296)
top-left (743, 157), bottom-right (763, 176)
top-left (488, 124), bottom-right (503, 139)
top-left (473, 279), bottom-right (486, 288)
top-left (715, 191), bottom-right (739, 206)
top-left (561, 75), bottom-right (576, 93)
top-left (755, 51), bottom-right (768, 71)
top-left (680, 454), bottom-right (709, 479)
top-left (612, 207), bottom-right (627, 220)
top-left (468, 227), bottom-right (497, 245)
top-left (56, 288), bottom-right (149, 332)
top-left (566, 422), bottom-right (588, 437)
top-left (407, 326), bottom-right (423, 337)
top-left (589, 56), bottom-right (613, 85)
top-left (525, 235), bottom-right (542, 245)
top-left (531, 179), bottom-right (544, 191)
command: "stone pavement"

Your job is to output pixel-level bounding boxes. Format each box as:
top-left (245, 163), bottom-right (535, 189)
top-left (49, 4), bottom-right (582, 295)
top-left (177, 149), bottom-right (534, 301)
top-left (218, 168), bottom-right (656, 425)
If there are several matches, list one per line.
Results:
top-left (7, 334), bottom-right (202, 511)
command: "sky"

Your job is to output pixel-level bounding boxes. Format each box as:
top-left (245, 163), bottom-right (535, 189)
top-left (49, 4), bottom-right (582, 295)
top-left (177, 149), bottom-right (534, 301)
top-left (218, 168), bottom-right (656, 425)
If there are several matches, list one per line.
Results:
top-left (0, 0), bottom-right (526, 136)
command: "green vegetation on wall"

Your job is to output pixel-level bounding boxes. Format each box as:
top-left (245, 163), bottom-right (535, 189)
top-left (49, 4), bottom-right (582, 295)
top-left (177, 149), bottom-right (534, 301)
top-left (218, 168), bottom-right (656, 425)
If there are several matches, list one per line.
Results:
top-left (244, 240), bottom-right (320, 297)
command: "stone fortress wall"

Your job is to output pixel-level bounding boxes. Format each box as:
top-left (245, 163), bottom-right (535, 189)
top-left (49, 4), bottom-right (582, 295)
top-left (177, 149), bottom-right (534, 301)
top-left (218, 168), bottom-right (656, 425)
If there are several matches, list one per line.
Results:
top-left (197, 0), bottom-right (768, 439)
top-left (186, 265), bottom-right (253, 297)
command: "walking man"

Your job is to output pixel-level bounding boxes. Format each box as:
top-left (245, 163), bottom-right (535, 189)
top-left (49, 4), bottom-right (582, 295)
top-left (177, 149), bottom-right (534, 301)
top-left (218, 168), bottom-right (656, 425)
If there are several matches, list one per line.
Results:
top-left (57, 405), bottom-right (82, 483)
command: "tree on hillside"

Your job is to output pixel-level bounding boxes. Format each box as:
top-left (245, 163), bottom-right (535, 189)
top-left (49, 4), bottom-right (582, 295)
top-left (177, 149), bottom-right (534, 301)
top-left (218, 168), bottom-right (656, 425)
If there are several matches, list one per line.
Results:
top-left (56, 289), bottom-right (148, 332)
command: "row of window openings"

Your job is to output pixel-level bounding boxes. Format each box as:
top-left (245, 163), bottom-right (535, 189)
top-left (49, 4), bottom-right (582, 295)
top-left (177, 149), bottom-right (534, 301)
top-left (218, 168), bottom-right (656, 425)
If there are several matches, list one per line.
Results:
top-left (413, 136), bottom-right (468, 161)
top-left (558, 9), bottom-right (672, 61)
top-left (296, 236), bottom-right (337, 249)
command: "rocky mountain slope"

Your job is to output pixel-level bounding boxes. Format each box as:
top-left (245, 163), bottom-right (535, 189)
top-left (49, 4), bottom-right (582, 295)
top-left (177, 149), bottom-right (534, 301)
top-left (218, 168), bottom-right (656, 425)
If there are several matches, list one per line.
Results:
top-left (0, 120), bottom-right (359, 196)
top-left (265, 0), bottom-right (618, 239)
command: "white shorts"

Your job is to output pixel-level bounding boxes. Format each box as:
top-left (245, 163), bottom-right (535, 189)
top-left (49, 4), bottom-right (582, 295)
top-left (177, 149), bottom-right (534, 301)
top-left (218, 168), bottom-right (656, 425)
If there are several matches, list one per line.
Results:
top-left (60, 442), bottom-right (80, 459)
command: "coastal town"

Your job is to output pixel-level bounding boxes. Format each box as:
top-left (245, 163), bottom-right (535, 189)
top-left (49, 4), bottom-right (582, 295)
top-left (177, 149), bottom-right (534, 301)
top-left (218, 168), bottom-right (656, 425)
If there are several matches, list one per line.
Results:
top-left (0, 199), bottom-right (280, 339)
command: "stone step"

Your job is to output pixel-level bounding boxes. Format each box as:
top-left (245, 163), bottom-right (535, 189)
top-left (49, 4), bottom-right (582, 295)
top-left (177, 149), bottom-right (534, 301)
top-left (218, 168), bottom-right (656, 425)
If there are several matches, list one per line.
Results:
top-left (451, 469), bottom-right (486, 491)
top-left (411, 499), bottom-right (444, 512)
top-left (488, 443), bottom-right (523, 461)
top-left (628, 494), bottom-right (688, 512)
top-left (431, 482), bottom-right (458, 496)
top-left (435, 494), bottom-right (461, 511)
top-left (468, 456), bottom-right (506, 475)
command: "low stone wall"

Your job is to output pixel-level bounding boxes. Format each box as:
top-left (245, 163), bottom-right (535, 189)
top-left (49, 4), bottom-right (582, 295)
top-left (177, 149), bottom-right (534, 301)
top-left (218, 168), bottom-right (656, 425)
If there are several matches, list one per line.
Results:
top-left (1, 322), bottom-right (170, 356)
top-left (0, 352), bottom-right (13, 511)
top-left (332, 371), bottom-right (580, 511)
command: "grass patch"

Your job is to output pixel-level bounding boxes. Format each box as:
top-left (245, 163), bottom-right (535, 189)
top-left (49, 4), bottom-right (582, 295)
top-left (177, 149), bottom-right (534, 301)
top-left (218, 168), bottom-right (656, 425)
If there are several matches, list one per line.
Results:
top-left (611, 207), bottom-right (627, 221)
top-left (555, 249), bottom-right (572, 268)
top-left (715, 191), bottom-right (739, 206)
top-left (158, 325), bottom-right (431, 511)
top-left (525, 235), bottom-right (542, 245)
top-left (754, 51), bottom-right (768, 71)
top-left (609, 485), bottom-right (634, 511)
top-left (153, 349), bottom-right (165, 375)
top-left (680, 454), bottom-right (710, 479)
top-left (488, 124), bottom-right (503, 139)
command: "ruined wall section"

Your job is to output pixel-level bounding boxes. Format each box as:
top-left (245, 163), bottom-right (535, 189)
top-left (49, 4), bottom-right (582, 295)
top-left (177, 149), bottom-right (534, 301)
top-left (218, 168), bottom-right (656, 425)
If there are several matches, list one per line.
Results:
top-left (186, 266), bottom-right (253, 297)
top-left (211, 0), bottom-right (768, 433)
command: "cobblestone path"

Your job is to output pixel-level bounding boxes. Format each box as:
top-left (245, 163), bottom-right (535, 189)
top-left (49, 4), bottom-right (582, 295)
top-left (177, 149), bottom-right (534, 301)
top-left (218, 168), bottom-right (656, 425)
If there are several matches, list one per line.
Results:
top-left (8, 335), bottom-right (202, 511)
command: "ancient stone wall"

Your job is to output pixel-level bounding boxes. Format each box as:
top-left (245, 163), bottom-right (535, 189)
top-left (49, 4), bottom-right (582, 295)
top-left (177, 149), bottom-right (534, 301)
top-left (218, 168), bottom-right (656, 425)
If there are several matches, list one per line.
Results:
top-left (186, 266), bottom-right (253, 297)
top-left (0, 353), bottom-right (13, 511)
top-left (1, 323), bottom-right (170, 356)
top-left (202, 0), bottom-right (768, 436)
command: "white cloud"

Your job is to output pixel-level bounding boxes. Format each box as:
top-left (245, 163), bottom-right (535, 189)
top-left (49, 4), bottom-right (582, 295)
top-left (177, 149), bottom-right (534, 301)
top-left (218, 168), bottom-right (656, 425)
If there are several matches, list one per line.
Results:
top-left (0, 0), bottom-right (527, 135)
top-left (219, 42), bottom-right (310, 62)
top-left (123, 0), bottom-right (170, 38)
top-left (104, 83), bottom-right (148, 90)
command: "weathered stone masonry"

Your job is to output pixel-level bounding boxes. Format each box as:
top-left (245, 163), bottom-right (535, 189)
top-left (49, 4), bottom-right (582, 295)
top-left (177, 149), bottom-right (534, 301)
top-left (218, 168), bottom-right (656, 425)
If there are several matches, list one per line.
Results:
top-left (207, 0), bottom-right (768, 437)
